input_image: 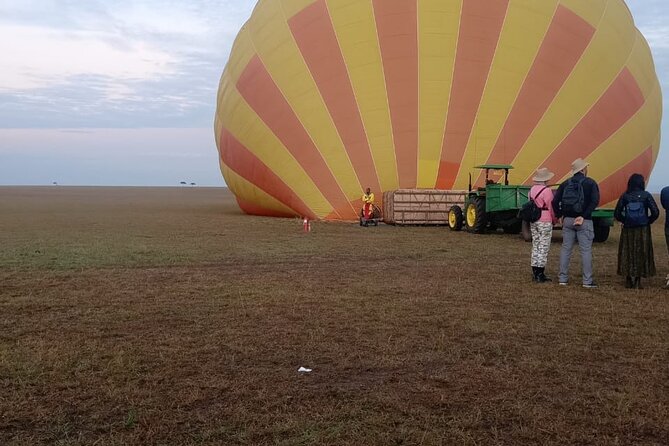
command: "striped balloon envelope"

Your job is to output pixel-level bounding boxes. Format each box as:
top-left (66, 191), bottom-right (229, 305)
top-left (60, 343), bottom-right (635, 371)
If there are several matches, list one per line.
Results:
top-left (215, 0), bottom-right (662, 220)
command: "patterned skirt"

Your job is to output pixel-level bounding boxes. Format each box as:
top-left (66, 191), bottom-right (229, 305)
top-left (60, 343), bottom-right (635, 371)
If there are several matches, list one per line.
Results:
top-left (617, 225), bottom-right (656, 277)
top-left (530, 221), bottom-right (553, 267)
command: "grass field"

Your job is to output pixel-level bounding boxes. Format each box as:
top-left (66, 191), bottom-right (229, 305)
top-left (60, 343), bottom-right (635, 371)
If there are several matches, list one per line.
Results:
top-left (1, 186), bottom-right (668, 445)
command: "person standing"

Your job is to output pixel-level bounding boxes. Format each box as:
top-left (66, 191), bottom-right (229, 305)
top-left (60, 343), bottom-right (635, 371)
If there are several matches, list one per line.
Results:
top-left (661, 185), bottom-right (669, 289)
top-left (614, 174), bottom-right (659, 289)
top-left (529, 168), bottom-right (557, 283)
top-left (552, 158), bottom-right (600, 288)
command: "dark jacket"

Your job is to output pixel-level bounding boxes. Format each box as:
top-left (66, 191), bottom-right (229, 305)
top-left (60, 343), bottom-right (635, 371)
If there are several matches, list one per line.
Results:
top-left (552, 172), bottom-right (600, 220)
top-left (661, 186), bottom-right (669, 228)
top-left (613, 190), bottom-right (660, 226)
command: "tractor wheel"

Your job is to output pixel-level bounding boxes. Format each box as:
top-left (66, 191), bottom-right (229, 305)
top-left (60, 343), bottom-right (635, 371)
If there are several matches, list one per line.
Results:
top-left (503, 220), bottom-right (522, 234)
top-left (448, 205), bottom-right (464, 231)
top-left (594, 225), bottom-right (610, 243)
top-left (465, 197), bottom-right (487, 233)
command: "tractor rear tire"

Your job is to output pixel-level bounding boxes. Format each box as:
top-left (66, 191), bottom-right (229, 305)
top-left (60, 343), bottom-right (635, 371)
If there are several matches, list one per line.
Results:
top-left (448, 205), bottom-right (464, 231)
top-left (465, 197), bottom-right (487, 234)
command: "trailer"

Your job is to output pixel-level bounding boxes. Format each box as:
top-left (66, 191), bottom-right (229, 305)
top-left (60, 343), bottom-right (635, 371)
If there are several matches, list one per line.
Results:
top-left (521, 209), bottom-right (615, 243)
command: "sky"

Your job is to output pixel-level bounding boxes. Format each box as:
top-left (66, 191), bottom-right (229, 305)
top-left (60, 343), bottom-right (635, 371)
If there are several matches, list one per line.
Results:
top-left (0, 0), bottom-right (667, 190)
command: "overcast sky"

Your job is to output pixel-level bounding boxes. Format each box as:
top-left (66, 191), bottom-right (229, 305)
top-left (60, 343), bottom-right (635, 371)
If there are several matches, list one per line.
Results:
top-left (0, 0), bottom-right (667, 190)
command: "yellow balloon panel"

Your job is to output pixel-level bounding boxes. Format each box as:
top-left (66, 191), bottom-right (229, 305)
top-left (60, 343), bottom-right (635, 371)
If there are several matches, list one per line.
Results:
top-left (417, 0), bottom-right (462, 188)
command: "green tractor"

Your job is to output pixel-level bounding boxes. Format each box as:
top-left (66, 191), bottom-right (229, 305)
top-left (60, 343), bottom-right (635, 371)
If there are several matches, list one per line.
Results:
top-left (448, 164), bottom-right (526, 235)
top-left (447, 164), bottom-right (614, 242)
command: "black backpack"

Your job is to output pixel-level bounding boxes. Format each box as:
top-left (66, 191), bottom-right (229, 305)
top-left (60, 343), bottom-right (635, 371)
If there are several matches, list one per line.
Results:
top-left (518, 186), bottom-right (549, 223)
top-left (624, 193), bottom-right (649, 228)
top-left (561, 177), bottom-right (586, 215)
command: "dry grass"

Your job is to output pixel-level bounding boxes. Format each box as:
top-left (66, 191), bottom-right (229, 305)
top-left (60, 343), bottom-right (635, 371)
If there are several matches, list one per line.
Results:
top-left (1, 186), bottom-right (668, 445)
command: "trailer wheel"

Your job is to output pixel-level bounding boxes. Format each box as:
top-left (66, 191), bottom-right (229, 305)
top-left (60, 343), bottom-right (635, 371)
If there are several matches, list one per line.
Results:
top-left (594, 225), bottom-right (610, 243)
top-left (503, 220), bottom-right (522, 234)
top-left (465, 197), bottom-right (487, 233)
top-left (448, 205), bottom-right (464, 231)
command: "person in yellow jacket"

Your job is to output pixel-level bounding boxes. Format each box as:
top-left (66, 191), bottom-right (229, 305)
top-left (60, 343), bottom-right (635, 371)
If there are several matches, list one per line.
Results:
top-left (361, 188), bottom-right (375, 219)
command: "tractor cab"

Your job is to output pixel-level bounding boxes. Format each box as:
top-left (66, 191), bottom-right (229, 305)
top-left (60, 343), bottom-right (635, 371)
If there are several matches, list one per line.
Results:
top-left (470, 164), bottom-right (513, 191)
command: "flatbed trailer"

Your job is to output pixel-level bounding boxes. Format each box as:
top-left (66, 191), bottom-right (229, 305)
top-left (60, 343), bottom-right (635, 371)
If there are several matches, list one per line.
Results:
top-left (520, 208), bottom-right (615, 243)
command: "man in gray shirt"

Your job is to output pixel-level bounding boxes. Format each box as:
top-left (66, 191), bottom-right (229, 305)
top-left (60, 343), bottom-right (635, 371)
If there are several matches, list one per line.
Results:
top-left (552, 158), bottom-right (600, 288)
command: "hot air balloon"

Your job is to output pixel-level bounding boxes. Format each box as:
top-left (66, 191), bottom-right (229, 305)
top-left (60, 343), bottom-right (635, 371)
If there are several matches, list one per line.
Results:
top-left (214, 0), bottom-right (662, 220)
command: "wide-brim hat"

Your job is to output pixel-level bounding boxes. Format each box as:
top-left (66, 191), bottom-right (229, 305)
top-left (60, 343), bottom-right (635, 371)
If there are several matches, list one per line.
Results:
top-left (532, 167), bottom-right (555, 182)
top-left (571, 158), bottom-right (590, 175)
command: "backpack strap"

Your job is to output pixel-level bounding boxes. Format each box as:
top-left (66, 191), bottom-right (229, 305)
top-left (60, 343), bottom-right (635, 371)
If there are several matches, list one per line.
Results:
top-left (532, 186), bottom-right (550, 210)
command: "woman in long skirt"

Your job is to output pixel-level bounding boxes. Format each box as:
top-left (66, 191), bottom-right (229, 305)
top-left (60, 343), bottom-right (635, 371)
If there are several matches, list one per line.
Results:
top-left (614, 173), bottom-right (660, 289)
top-left (530, 168), bottom-right (558, 283)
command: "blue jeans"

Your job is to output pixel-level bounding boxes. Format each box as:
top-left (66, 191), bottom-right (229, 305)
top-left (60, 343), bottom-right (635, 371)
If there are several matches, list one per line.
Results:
top-left (559, 218), bottom-right (595, 285)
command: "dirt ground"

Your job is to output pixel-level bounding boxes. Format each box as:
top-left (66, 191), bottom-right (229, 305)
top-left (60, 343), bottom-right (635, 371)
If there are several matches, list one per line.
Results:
top-left (1, 186), bottom-right (668, 445)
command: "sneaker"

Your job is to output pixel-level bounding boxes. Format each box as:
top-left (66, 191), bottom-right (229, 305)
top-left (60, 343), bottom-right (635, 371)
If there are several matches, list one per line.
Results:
top-left (582, 282), bottom-right (598, 289)
top-left (558, 281), bottom-right (568, 286)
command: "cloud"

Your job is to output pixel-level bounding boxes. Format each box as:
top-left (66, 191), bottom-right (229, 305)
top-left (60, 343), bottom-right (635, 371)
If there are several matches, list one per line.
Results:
top-left (0, 0), bottom-right (255, 127)
top-left (108, 3), bottom-right (212, 37)
top-left (0, 24), bottom-right (176, 93)
top-left (639, 24), bottom-right (669, 51)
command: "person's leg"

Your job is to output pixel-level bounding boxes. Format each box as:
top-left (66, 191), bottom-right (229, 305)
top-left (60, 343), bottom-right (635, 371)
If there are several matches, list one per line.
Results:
top-left (666, 228), bottom-right (669, 288)
top-left (645, 225), bottom-right (656, 279)
top-left (617, 228), bottom-right (632, 287)
top-left (576, 219), bottom-right (595, 285)
top-left (530, 222), bottom-right (541, 281)
top-left (625, 276), bottom-right (634, 288)
top-left (559, 218), bottom-right (576, 284)
top-left (537, 223), bottom-right (552, 267)
top-left (536, 222), bottom-right (553, 282)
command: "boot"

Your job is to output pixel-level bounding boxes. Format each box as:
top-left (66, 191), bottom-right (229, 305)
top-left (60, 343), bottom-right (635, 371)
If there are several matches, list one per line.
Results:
top-left (537, 267), bottom-right (552, 283)
top-left (634, 277), bottom-right (643, 290)
top-left (532, 267), bottom-right (540, 282)
top-left (625, 276), bottom-right (634, 289)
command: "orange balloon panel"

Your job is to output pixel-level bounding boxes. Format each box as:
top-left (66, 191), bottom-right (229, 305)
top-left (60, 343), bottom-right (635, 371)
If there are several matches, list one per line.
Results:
top-left (215, 0), bottom-right (662, 219)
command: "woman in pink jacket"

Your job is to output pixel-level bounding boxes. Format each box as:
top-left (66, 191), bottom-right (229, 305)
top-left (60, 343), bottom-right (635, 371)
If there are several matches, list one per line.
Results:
top-left (529, 168), bottom-right (558, 283)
